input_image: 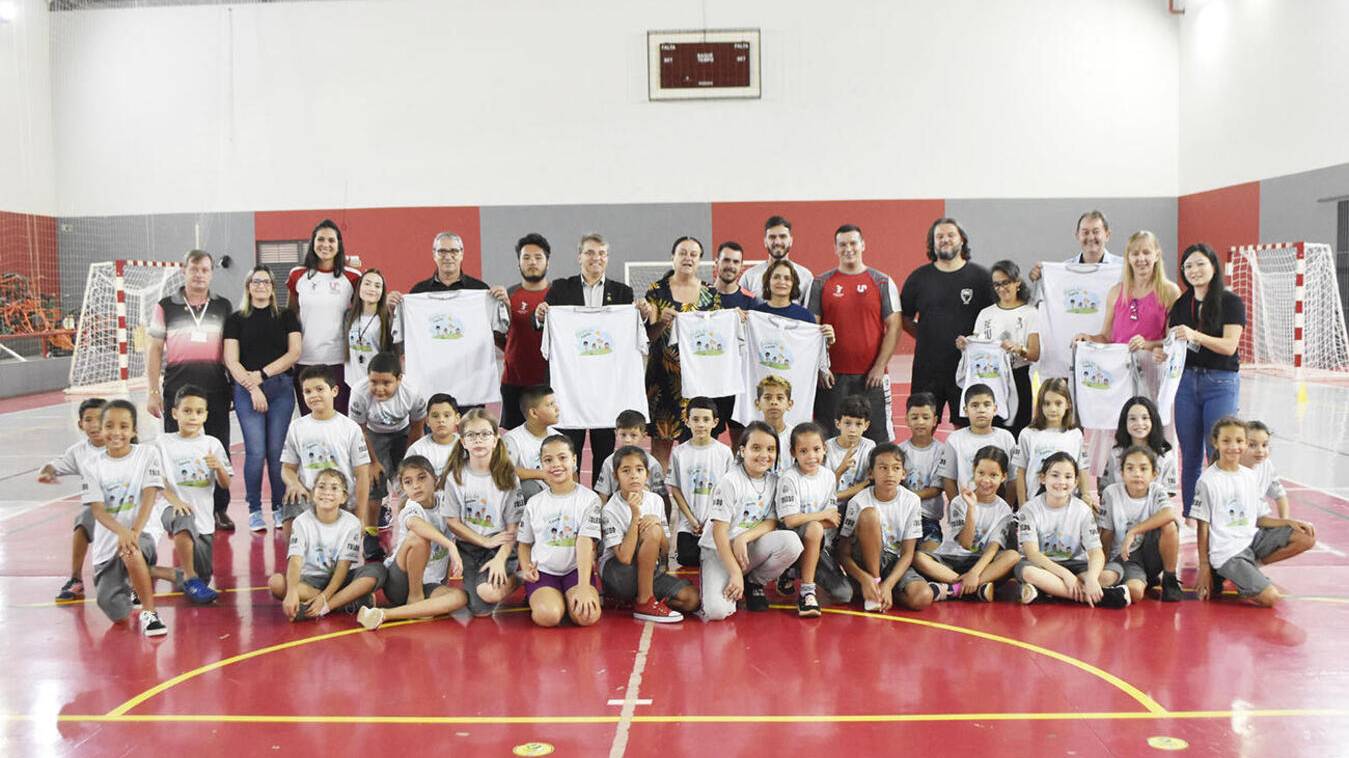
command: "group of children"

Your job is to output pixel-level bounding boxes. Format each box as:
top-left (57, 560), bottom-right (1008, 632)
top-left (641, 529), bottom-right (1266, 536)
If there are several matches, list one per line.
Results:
top-left (41, 355), bottom-right (1317, 636)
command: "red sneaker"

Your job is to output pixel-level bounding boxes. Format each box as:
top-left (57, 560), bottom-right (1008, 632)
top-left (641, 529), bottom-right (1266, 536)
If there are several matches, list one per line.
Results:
top-left (633, 598), bottom-right (683, 624)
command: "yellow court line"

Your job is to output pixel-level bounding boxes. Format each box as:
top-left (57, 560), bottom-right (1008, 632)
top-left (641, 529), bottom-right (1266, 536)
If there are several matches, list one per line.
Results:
top-left (30, 586), bottom-right (272, 609)
top-left (106, 618), bottom-right (432, 716)
top-left (780, 605), bottom-right (1168, 714)
top-left (1286, 595), bottom-right (1349, 605)
top-left (4, 708), bottom-right (1347, 726)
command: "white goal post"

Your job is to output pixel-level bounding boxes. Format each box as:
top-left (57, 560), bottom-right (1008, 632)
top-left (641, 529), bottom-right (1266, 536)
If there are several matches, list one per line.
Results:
top-left (1226, 241), bottom-right (1349, 376)
top-left (67, 259), bottom-right (184, 393)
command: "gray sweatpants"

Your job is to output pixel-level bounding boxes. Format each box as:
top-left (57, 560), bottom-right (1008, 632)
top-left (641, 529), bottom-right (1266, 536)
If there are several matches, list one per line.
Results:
top-left (700, 530), bottom-right (804, 620)
top-left (93, 532), bottom-right (158, 622)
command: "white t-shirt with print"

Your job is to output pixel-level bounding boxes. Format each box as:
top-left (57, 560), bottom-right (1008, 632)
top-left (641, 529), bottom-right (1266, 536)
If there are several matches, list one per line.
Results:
top-left (1036, 262), bottom-right (1123, 380)
top-left (288, 508), bottom-right (363, 583)
top-left (939, 427), bottom-right (1016, 491)
top-left (699, 466), bottom-right (778, 551)
top-left (1097, 481), bottom-right (1173, 560)
top-left (279, 413), bottom-right (372, 507)
top-left (667, 439), bottom-right (734, 535)
top-left (971, 303), bottom-right (1040, 369)
top-left (406, 434), bottom-right (459, 480)
top-left (1012, 427), bottom-right (1089, 482)
top-left (599, 490), bottom-right (669, 573)
top-left (840, 487), bottom-right (924, 558)
top-left (518, 485), bottom-right (603, 576)
top-left (156, 431), bottom-right (227, 535)
top-left (82, 445), bottom-right (164, 566)
top-left (733, 310), bottom-right (830, 430)
top-left (595, 451), bottom-right (666, 499)
top-left (1192, 465), bottom-right (1270, 568)
top-left (345, 311), bottom-right (402, 385)
top-left (671, 309), bottom-right (745, 399)
top-left (826, 437), bottom-right (875, 497)
top-left (349, 379), bottom-right (427, 435)
top-left (443, 468), bottom-right (524, 539)
top-left (1072, 342), bottom-right (1139, 430)
top-left (542, 305), bottom-right (650, 430)
top-left (400, 291), bottom-right (509, 405)
top-left (385, 496), bottom-right (454, 583)
top-left (1015, 494), bottom-right (1101, 563)
top-left (899, 438), bottom-right (951, 522)
top-left (935, 495), bottom-right (1014, 559)
top-left (775, 466), bottom-right (841, 522)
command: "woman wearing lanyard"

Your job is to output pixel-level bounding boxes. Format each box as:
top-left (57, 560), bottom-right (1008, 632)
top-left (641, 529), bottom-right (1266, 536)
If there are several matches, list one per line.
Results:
top-left (343, 269), bottom-right (400, 386)
top-left (224, 266), bottom-right (302, 533)
top-left (1167, 243), bottom-right (1245, 516)
top-left (286, 219), bottom-right (361, 413)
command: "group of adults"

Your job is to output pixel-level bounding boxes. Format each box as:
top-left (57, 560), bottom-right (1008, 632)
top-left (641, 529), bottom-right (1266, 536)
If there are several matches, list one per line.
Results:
top-left (142, 210), bottom-right (1244, 532)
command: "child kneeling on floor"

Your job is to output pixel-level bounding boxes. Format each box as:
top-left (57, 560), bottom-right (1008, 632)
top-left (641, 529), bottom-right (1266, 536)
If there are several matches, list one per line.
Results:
top-left (836, 444), bottom-right (934, 612)
top-left (599, 446), bottom-right (699, 623)
top-left (913, 446), bottom-right (1020, 602)
top-left (1195, 417), bottom-right (1316, 607)
top-left (517, 435), bottom-right (604, 627)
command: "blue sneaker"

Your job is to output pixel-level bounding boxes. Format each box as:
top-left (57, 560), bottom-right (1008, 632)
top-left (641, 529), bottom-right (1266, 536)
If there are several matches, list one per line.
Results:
top-left (183, 577), bottom-right (219, 604)
top-left (248, 511), bottom-right (266, 533)
top-left (377, 502), bottom-right (393, 531)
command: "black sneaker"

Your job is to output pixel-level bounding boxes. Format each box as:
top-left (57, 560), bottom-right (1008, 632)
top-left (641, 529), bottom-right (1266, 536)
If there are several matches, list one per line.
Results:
top-left (776, 573), bottom-right (795, 596)
top-left (797, 590), bottom-right (821, 618)
top-left (746, 582), bottom-right (769, 611)
top-left (1161, 573), bottom-right (1183, 603)
top-left (343, 593), bottom-right (376, 615)
top-left (56, 577), bottom-right (85, 601)
top-left (1099, 585), bottom-right (1131, 609)
top-left (363, 533), bottom-right (385, 562)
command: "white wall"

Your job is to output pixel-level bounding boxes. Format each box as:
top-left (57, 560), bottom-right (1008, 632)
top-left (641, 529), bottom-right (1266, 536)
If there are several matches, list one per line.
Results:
top-left (50, 0), bottom-right (1180, 216)
top-left (0, 0), bottom-right (55, 214)
top-left (1179, 0), bottom-right (1349, 194)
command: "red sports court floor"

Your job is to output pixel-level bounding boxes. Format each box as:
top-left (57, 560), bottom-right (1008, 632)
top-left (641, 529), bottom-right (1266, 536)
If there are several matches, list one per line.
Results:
top-left (2, 371), bottom-right (1348, 756)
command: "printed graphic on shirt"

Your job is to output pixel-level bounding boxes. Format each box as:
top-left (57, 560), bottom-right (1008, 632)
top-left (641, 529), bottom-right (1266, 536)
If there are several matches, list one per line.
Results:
top-left (1079, 360), bottom-right (1113, 390)
top-left (167, 455), bottom-right (212, 489)
top-left (689, 327), bottom-right (725, 356)
top-left (970, 352), bottom-right (1004, 381)
top-left (544, 513), bottom-right (580, 547)
top-left (1224, 498), bottom-right (1249, 528)
top-left (757, 339), bottom-right (792, 371)
top-left (101, 479), bottom-right (136, 515)
top-left (575, 328), bottom-right (613, 356)
top-left (460, 493), bottom-right (499, 531)
top-left (1041, 533), bottom-right (1077, 560)
top-left (1064, 288), bottom-right (1102, 314)
top-left (687, 464), bottom-right (716, 496)
top-left (734, 495), bottom-right (771, 530)
top-left (302, 440), bottom-right (337, 470)
top-left (430, 312), bottom-right (466, 340)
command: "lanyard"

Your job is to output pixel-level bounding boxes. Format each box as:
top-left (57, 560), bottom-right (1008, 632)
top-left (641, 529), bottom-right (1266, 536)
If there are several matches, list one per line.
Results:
top-left (184, 298), bottom-right (209, 330)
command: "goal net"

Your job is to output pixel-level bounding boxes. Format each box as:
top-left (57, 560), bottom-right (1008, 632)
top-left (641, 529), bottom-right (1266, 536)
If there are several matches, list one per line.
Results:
top-left (67, 260), bottom-right (184, 393)
top-left (624, 259), bottom-right (765, 296)
top-left (1226, 242), bottom-right (1349, 376)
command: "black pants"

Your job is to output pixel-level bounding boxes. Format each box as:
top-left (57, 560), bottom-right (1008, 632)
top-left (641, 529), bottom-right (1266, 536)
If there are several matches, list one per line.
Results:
top-left (163, 382), bottom-right (232, 516)
top-left (499, 383), bottom-right (527, 430)
top-left (813, 373), bottom-right (892, 443)
top-left (676, 532), bottom-right (701, 567)
top-left (997, 364), bottom-right (1033, 438)
top-left (912, 366), bottom-right (968, 428)
top-left (712, 395), bottom-right (744, 449)
top-left (561, 427), bottom-right (615, 488)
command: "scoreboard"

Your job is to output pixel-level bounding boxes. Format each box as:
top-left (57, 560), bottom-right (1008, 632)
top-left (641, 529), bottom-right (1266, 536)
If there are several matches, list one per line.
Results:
top-left (648, 30), bottom-right (761, 101)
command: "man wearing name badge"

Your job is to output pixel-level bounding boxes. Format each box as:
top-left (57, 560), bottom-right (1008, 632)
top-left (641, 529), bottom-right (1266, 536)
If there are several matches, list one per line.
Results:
top-left (809, 224), bottom-right (901, 443)
top-left (146, 249), bottom-right (237, 531)
top-left (498, 233), bottom-right (552, 430)
top-left (738, 215), bottom-right (814, 306)
top-left (1027, 210), bottom-right (1122, 304)
top-left (900, 218), bottom-right (996, 429)
top-left (535, 232), bottom-right (654, 486)
top-left (408, 230), bottom-right (509, 412)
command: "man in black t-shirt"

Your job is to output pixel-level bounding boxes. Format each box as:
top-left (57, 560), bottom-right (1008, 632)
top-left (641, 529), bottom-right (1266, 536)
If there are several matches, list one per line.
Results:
top-left (899, 218), bottom-right (995, 427)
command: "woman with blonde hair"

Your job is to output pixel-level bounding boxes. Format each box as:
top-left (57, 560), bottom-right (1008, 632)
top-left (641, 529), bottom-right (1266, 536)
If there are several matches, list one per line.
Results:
top-left (1075, 230), bottom-right (1180, 351)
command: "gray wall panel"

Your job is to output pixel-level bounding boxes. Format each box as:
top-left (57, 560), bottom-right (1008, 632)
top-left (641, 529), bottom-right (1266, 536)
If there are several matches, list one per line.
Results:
top-left (0, 356), bottom-right (72, 398)
top-left (944, 197), bottom-right (1178, 277)
top-left (478, 204), bottom-right (712, 287)
top-left (1259, 162), bottom-right (1349, 247)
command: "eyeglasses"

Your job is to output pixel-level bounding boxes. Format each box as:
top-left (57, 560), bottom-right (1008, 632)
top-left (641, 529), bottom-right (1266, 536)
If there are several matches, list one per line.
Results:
top-left (248, 278), bottom-right (273, 286)
top-left (462, 431), bottom-right (495, 442)
top-left (434, 248), bottom-right (464, 258)
top-left (992, 280), bottom-right (1015, 290)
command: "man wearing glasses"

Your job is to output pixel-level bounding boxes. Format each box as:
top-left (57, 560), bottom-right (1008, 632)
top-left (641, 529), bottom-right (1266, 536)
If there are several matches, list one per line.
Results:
top-left (411, 232), bottom-right (500, 295)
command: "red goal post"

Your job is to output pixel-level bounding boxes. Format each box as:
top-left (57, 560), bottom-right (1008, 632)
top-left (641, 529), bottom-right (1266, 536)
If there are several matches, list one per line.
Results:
top-left (1225, 241), bottom-right (1349, 376)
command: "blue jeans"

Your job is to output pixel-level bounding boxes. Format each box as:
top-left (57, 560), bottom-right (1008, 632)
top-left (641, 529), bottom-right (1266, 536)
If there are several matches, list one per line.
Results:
top-left (233, 374), bottom-right (296, 514)
top-left (1173, 368), bottom-right (1240, 516)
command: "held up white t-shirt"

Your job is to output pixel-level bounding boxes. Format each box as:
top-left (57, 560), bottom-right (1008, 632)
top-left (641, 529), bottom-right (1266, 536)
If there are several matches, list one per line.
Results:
top-left (400, 291), bottom-right (509, 406)
top-left (542, 305), bottom-right (650, 430)
top-left (156, 431), bottom-right (228, 535)
top-left (1072, 341), bottom-right (1140, 430)
top-left (672, 309), bottom-right (745, 399)
top-left (82, 445), bottom-right (165, 566)
top-left (957, 339), bottom-right (1017, 422)
top-left (733, 310), bottom-right (830, 430)
top-left (667, 439), bottom-right (735, 535)
top-left (517, 485), bottom-right (603, 576)
top-left (1036, 262), bottom-right (1123, 379)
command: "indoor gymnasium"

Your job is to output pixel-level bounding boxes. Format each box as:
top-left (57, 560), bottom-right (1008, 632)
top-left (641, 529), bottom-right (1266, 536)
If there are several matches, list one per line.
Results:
top-left (2, 1), bottom-right (1348, 756)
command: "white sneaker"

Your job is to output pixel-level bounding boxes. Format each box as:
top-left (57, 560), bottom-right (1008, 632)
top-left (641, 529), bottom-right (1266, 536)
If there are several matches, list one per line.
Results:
top-left (357, 605), bottom-right (385, 631)
top-left (140, 610), bottom-right (168, 637)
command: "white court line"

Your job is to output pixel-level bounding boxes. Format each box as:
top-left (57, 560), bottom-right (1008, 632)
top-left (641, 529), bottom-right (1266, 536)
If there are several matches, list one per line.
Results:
top-left (0, 492), bottom-right (80, 524)
top-left (608, 621), bottom-right (654, 758)
top-left (606, 699), bottom-right (652, 706)
top-left (1283, 479), bottom-right (1349, 505)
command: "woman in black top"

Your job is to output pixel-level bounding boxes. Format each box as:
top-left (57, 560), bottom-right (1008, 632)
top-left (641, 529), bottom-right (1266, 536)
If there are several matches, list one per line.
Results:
top-left (1167, 243), bottom-right (1246, 516)
top-left (224, 265), bottom-right (303, 533)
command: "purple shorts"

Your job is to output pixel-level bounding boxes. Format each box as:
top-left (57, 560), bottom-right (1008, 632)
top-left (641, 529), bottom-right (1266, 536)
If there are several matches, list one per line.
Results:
top-left (525, 569), bottom-right (581, 598)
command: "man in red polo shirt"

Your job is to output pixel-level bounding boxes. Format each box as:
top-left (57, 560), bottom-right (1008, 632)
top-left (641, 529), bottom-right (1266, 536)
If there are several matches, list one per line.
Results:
top-left (498, 233), bottom-right (551, 429)
top-left (808, 224), bottom-right (901, 443)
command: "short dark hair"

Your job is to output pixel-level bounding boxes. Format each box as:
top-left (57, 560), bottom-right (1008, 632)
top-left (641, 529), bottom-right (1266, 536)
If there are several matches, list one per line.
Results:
top-left (764, 215), bottom-right (792, 232)
top-left (1076, 210), bottom-right (1109, 232)
top-left (686, 396), bottom-right (719, 419)
top-left (1245, 419), bottom-right (1272, 436)
top-left (172, 384), bottom-right (209, 407)
top-left (611, 445), bottom-right (649, 473)
top-left (836, 396), bottom-right (872, 423)
top-left (716, 241), bottom-right (744, 258)
top-left (963, 383), bottom-right (996, 404)
top-left (184, 249), bottom-right (214, 267)
top-left (906, 392), bottom-right (938, 412)
top-left (835, 224), bottom-right (863, 239)
top-left (426, 393), bottom-right (460, 414)
top-left (78, 398), bottom-right (108, 417)
top-left (516, 232), bottom-right (551, 258)
top-left (519, 384), bottom-right (554, 415)
top-left (398, 455), bottom-right (437, 481)
top-left (299, 365), bottom-right (338, 388)
top-left (925, 217), bottom-right (972, 261)
top-left (990, 259), bottom-right (1027, 302)
top-left (367, 351), bottom-right (402, 377)
top-left (1118, 444), bottom-right (1158, 472)
top-left (615, 409), bottom-right (647, 430)
top-left (972, 445), bottom-right (1010, 476)
top-left (868, 442), bottom-right (906, 471)
top-left (541, 433), bottom-right (575, 457)
top-left (789, 422), bottom-right (827, 455)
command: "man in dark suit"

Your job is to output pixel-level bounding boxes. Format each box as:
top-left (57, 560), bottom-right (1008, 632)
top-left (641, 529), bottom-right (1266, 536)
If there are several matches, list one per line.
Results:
top-left (534, 232), bottom-right (653, 486)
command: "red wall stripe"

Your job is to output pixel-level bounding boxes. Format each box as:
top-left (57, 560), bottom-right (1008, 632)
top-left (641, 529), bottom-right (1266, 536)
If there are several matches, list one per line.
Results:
top-left (1177, 182), bottom-right (1260, 264)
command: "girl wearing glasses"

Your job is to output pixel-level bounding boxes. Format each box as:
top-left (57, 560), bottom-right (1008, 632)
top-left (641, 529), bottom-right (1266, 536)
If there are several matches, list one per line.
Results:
top-left (956, 259), bottom-right (1040, 435)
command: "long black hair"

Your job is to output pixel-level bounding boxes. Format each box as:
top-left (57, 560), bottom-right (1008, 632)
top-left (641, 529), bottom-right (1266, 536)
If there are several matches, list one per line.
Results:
top-left (1180, 243), bottom-right (1225, 336)
top-left (303, 218), bottom-right (349, 276)
top-left (1113, 396), bottom-right (1172, 456)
